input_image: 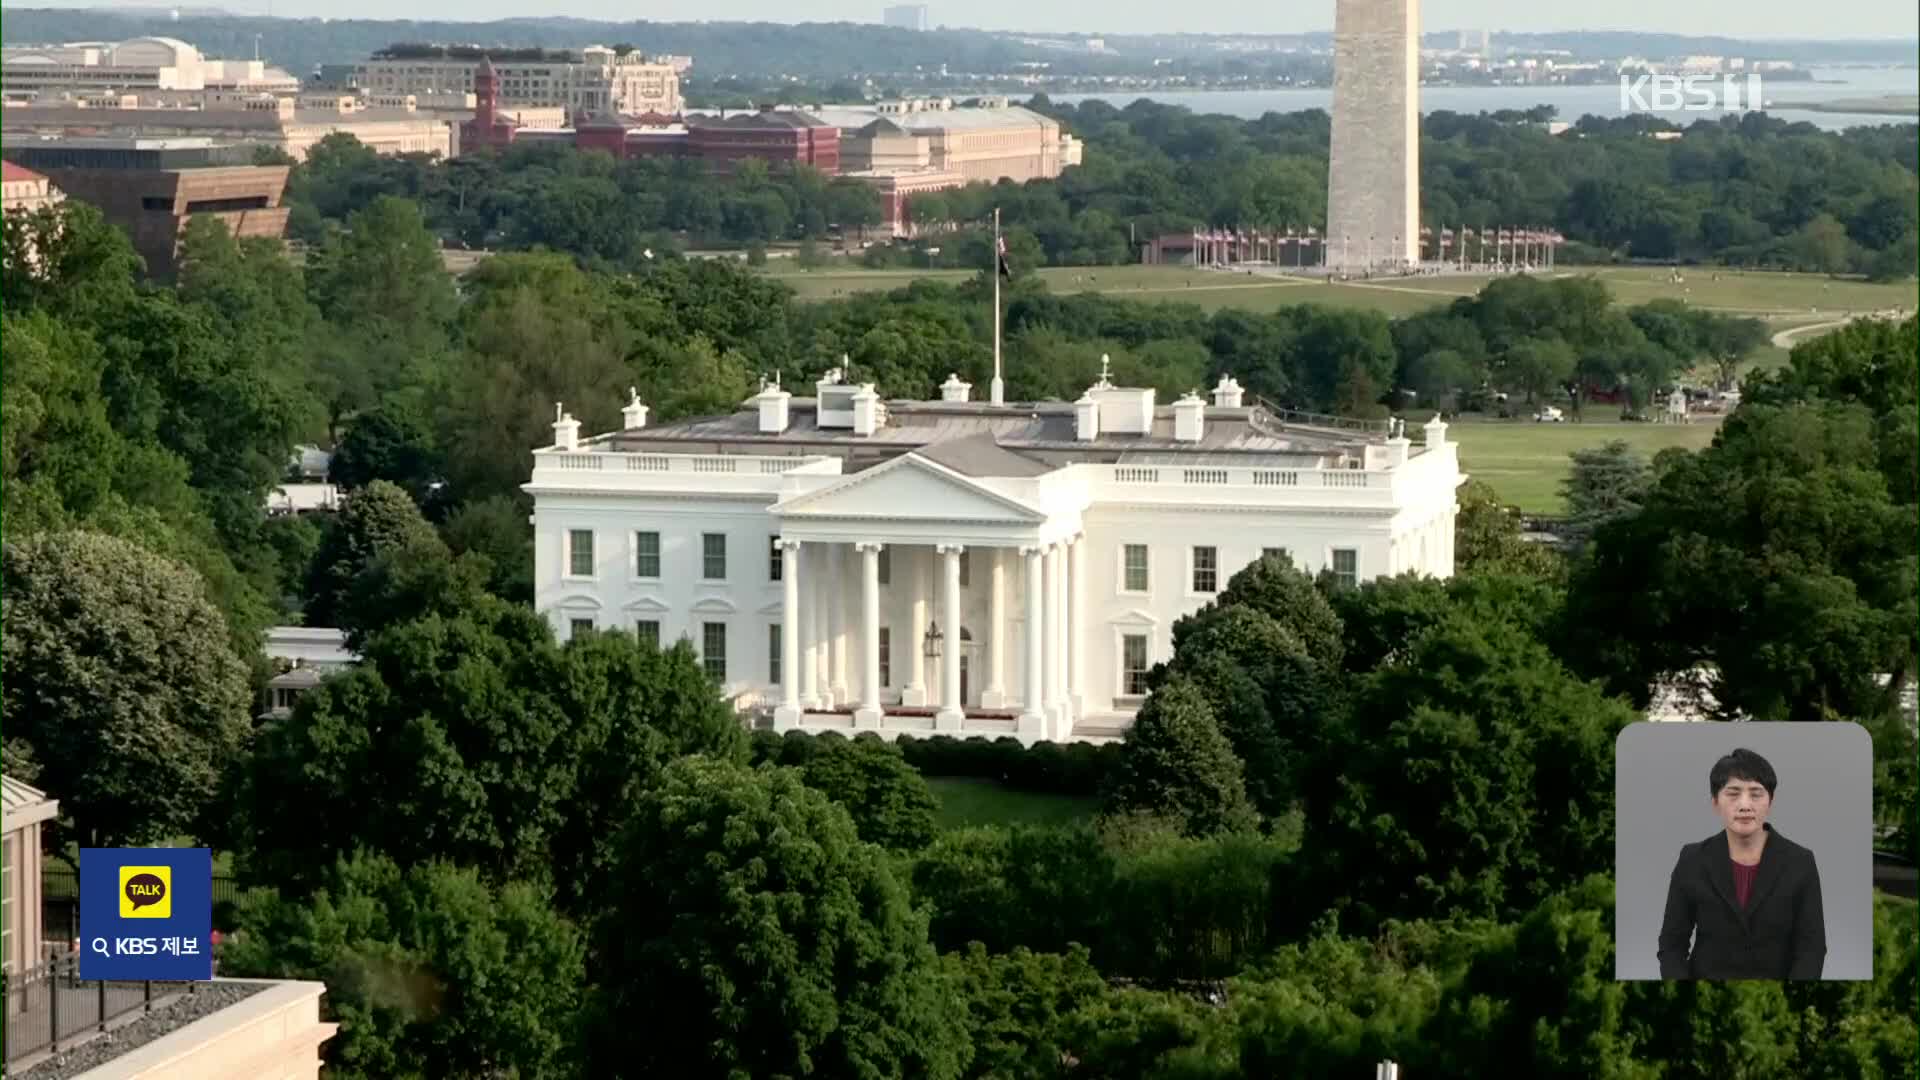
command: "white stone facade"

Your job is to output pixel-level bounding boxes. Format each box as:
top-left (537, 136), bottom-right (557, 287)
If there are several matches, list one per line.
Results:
top-left (1326, 0), bottom-right (1421, 272)
top-left (526, 374), bottom-right (1463, 745)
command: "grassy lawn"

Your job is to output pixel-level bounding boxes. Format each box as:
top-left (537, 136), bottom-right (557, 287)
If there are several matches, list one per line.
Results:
top-left (925, 776), bottom-right (1100, 831)
top-left (762, 262), bottom-right (1916, 319)
top-left (1449, 419), bottom-right (1722, 513)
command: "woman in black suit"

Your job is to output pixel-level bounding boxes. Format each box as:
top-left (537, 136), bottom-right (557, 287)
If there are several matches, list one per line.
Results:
top-left (1657, 747), bottom-right (1825, 980)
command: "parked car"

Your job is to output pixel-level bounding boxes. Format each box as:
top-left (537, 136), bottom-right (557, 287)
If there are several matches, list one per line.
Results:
top-left (1533, 406), bottom-right (1565, 422)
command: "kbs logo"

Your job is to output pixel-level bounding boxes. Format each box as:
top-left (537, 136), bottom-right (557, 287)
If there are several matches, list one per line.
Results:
top-left (1620, 74), bottom-right (1767, 113)
top-left (119, 865), bottom-right (171, 919)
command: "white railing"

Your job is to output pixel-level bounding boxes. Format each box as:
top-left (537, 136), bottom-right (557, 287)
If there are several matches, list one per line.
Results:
top-left (1102, 464), bottom-right (1393, 491)
top-left (532, 452), bottom-right (826, 481)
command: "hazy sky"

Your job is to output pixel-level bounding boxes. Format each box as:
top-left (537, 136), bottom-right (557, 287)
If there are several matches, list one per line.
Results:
top-left (76, 0), bottom-right (1920, 38)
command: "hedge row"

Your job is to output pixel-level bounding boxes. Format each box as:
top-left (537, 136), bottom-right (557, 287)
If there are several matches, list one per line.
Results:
top-left (747, 730), bottom-right (1123, 797)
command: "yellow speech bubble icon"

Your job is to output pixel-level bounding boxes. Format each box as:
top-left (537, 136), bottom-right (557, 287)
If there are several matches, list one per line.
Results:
top-left (119, 865), bottom-right (171, 919)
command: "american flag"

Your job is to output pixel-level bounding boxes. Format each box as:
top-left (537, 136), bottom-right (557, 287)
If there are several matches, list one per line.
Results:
top-left (996, 234), bottom-right (1012, 279)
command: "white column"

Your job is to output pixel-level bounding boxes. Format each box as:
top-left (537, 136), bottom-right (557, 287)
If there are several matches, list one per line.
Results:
top-left (981, 548), bottom-right (1008, 708)
top-left (1067, 534), bottom-right (1086, 725)
top-left (855, 542), bottom-right (884, 727)
top-left (801, 544), bottom-right (821, 709)
top-left (774, 539), bottom-right (802, 729)
top-left (936, 544), bottom-right (965, 729)
top-left (829, 543), bottom-right (849, 704)
top-left (1043, 542), bottom-right (1063, 737)
top-left (904, 546), bottom-right (928, 706)
top-left (1019, 545), bottom-right (1045, 738)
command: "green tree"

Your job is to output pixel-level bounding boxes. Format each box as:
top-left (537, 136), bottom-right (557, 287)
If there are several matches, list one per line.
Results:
top-left (590, 756), bottom-right (968, 1079)
top-left (1103, 677), bottom-right (1260, 838)
top-left (943, 943), bottom-right (1111, 1080)
top-left (798, 735), bottom-right (942, 851)
top-left (1568, 404), bottom-right (1916, 724)
top-left (1451, 479), bottom-right (1564, 581)
top-left (220, 854), bottom-right (586, 1080)
top-left (1308, 616), bottom-right (1635, 929)
top-left (2, 531), bottom-right (251, 850)
top-left (440, 494), bottom-right (535, 605)
top-left (241, 600), bottom-right (745, 911)
top-left (1561, 439), bottom-right (1652, 545)
top-left (329, 403), bottom-right (443, 503)
top-left (302, 479), bottom-right (447, 633)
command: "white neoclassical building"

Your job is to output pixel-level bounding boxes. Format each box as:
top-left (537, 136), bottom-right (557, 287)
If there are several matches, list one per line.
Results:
top-left (525, 366), bottom-right (1465, 744)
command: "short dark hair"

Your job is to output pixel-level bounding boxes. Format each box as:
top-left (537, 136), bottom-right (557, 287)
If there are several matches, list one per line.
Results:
top-left (1710, 747), bottom-right (1777, 799)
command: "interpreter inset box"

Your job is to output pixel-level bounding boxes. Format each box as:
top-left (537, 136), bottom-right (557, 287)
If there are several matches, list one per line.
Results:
top-left (1614, 723), bottom-right (1872, 981)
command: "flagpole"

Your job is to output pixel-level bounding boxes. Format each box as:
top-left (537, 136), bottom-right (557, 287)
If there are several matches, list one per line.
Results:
top-left (991, 206), bottom-right (1005, 406)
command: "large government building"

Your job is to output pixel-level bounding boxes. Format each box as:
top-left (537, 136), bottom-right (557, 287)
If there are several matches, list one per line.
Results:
top-left (525, 370), bottom-right (1463, 745)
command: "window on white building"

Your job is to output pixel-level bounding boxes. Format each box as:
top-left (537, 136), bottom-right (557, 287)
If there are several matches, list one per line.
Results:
top-left (634, 531), bottom-right (661, 578)
top-left (570, 617), bottom-right (594, 639)
top-left (1331, 548), bottom-right (1358, 588)
top-left (1123, 544), bottom-right (1150, 592)
top-left (1122, 634), bottom-right (1150, 696)
top-left (702, 622), bottom-right (728, 681)
top-left (768, 623), bottom-right (782, 685)
top-left (878, 547), bottom-right (891, 585)
top-left (1191, 546), bottom-right (1218, 593)
top-left (768, 536), bottom-right (783, 582)
top-left (703, 533), bottom-right (727, 580)
top-left (568, 529), bottom-right (595, 577)
top-left (879, 627), bottom-right (892, 687)
top-left (636, 620), bottom-right (660, 648)
top-left (1262, 547), bottom-right (1290, 567)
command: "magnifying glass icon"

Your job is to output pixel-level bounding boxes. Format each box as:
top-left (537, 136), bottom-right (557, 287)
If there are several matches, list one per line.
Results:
top-left (90, 937), bottom-right (110, 957)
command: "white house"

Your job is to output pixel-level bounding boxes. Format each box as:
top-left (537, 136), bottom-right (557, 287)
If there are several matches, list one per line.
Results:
top-left (524, 366), bottom-right (1465, 745)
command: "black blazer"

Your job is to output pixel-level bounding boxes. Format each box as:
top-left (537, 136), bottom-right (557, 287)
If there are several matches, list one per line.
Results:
top-left (1657, 824), bottom-right (1825, 980)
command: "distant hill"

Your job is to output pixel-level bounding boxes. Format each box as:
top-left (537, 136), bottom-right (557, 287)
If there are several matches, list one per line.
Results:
top-left (2, 11), bottom-right (1912, 78)
top-left (0, 11), bottom-right (1046, 78)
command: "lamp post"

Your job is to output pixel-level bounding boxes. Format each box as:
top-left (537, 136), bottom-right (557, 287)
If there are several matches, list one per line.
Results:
top-left (921, 621), bottom-right (944, 665)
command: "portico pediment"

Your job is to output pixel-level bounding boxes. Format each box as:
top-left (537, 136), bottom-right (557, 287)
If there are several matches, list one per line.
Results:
top-left (773, 454), bottom-right (1046, 524)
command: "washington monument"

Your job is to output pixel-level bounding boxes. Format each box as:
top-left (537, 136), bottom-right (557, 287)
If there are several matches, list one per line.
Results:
top-left (1326, 0), bottom-right (1420, 272)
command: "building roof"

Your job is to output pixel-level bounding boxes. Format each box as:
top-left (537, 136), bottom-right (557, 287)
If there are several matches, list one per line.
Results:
top-left (812, 104), bottom-right (1056, 134)
top-left (2, 160), bottom-right (45, 182)
top-left (590, 397), bottom-right (1364, 469)
top-left (2, 774), bottom-right (60, 833)
top-left (688, 109), bottom-right (832, 130)
top-left (913, 432), bottom-right (1054, 477)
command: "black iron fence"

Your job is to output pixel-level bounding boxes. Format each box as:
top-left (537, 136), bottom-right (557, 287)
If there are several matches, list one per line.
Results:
top-left (3, 950), bottom-right (195, 1065)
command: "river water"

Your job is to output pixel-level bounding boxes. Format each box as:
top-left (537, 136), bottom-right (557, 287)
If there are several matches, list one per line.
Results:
top-left (1053, 66), bottom-right (1918, 132)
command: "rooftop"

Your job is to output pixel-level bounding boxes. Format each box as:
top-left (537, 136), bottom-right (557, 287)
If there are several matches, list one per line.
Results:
top-left (2, 160), bottom-right (45, 181)
top-left (2, 775), bottom-right (59, 832)
top-left (811, 103), bottom-right (1058, 133)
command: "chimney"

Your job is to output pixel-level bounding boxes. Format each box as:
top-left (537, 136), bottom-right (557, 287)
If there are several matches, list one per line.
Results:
top-left (939, 372), bottom-right (972, 403)
top-left (621, 387), bottom-right (649, 430)
top-left (756, 376), bottom-right (792, 434)
top-left (551, 402), bottom-right (581, 451)
top-left (1365, 419), bottom-right (1412, 469)
top-left (1173, 391), bottom-right (1206, 443)
top-left (1075, 391), bottom-right (1100, 441)
top-left (1211, 374), bottom-right (1244, 409)
top-left (851, 384), bottom-right (881, 436)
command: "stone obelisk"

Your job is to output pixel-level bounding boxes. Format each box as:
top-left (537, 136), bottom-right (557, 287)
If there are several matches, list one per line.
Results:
top-left (1326, 0), bottom-right (1420, 272)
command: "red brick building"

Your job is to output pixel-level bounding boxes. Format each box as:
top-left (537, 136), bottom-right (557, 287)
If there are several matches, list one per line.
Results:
top-left (685, 109), bottom-right (839, 174)
top-left (459, 55), bottom-right (520, 152)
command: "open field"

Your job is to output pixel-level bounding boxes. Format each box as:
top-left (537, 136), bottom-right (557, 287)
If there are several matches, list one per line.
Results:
top-left (925, 777), bottom-right (1099, 831)
top-left (763, 263), bottom-right (1916, 320)
top-left (1449, 419), bottom-right (1722, 513)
